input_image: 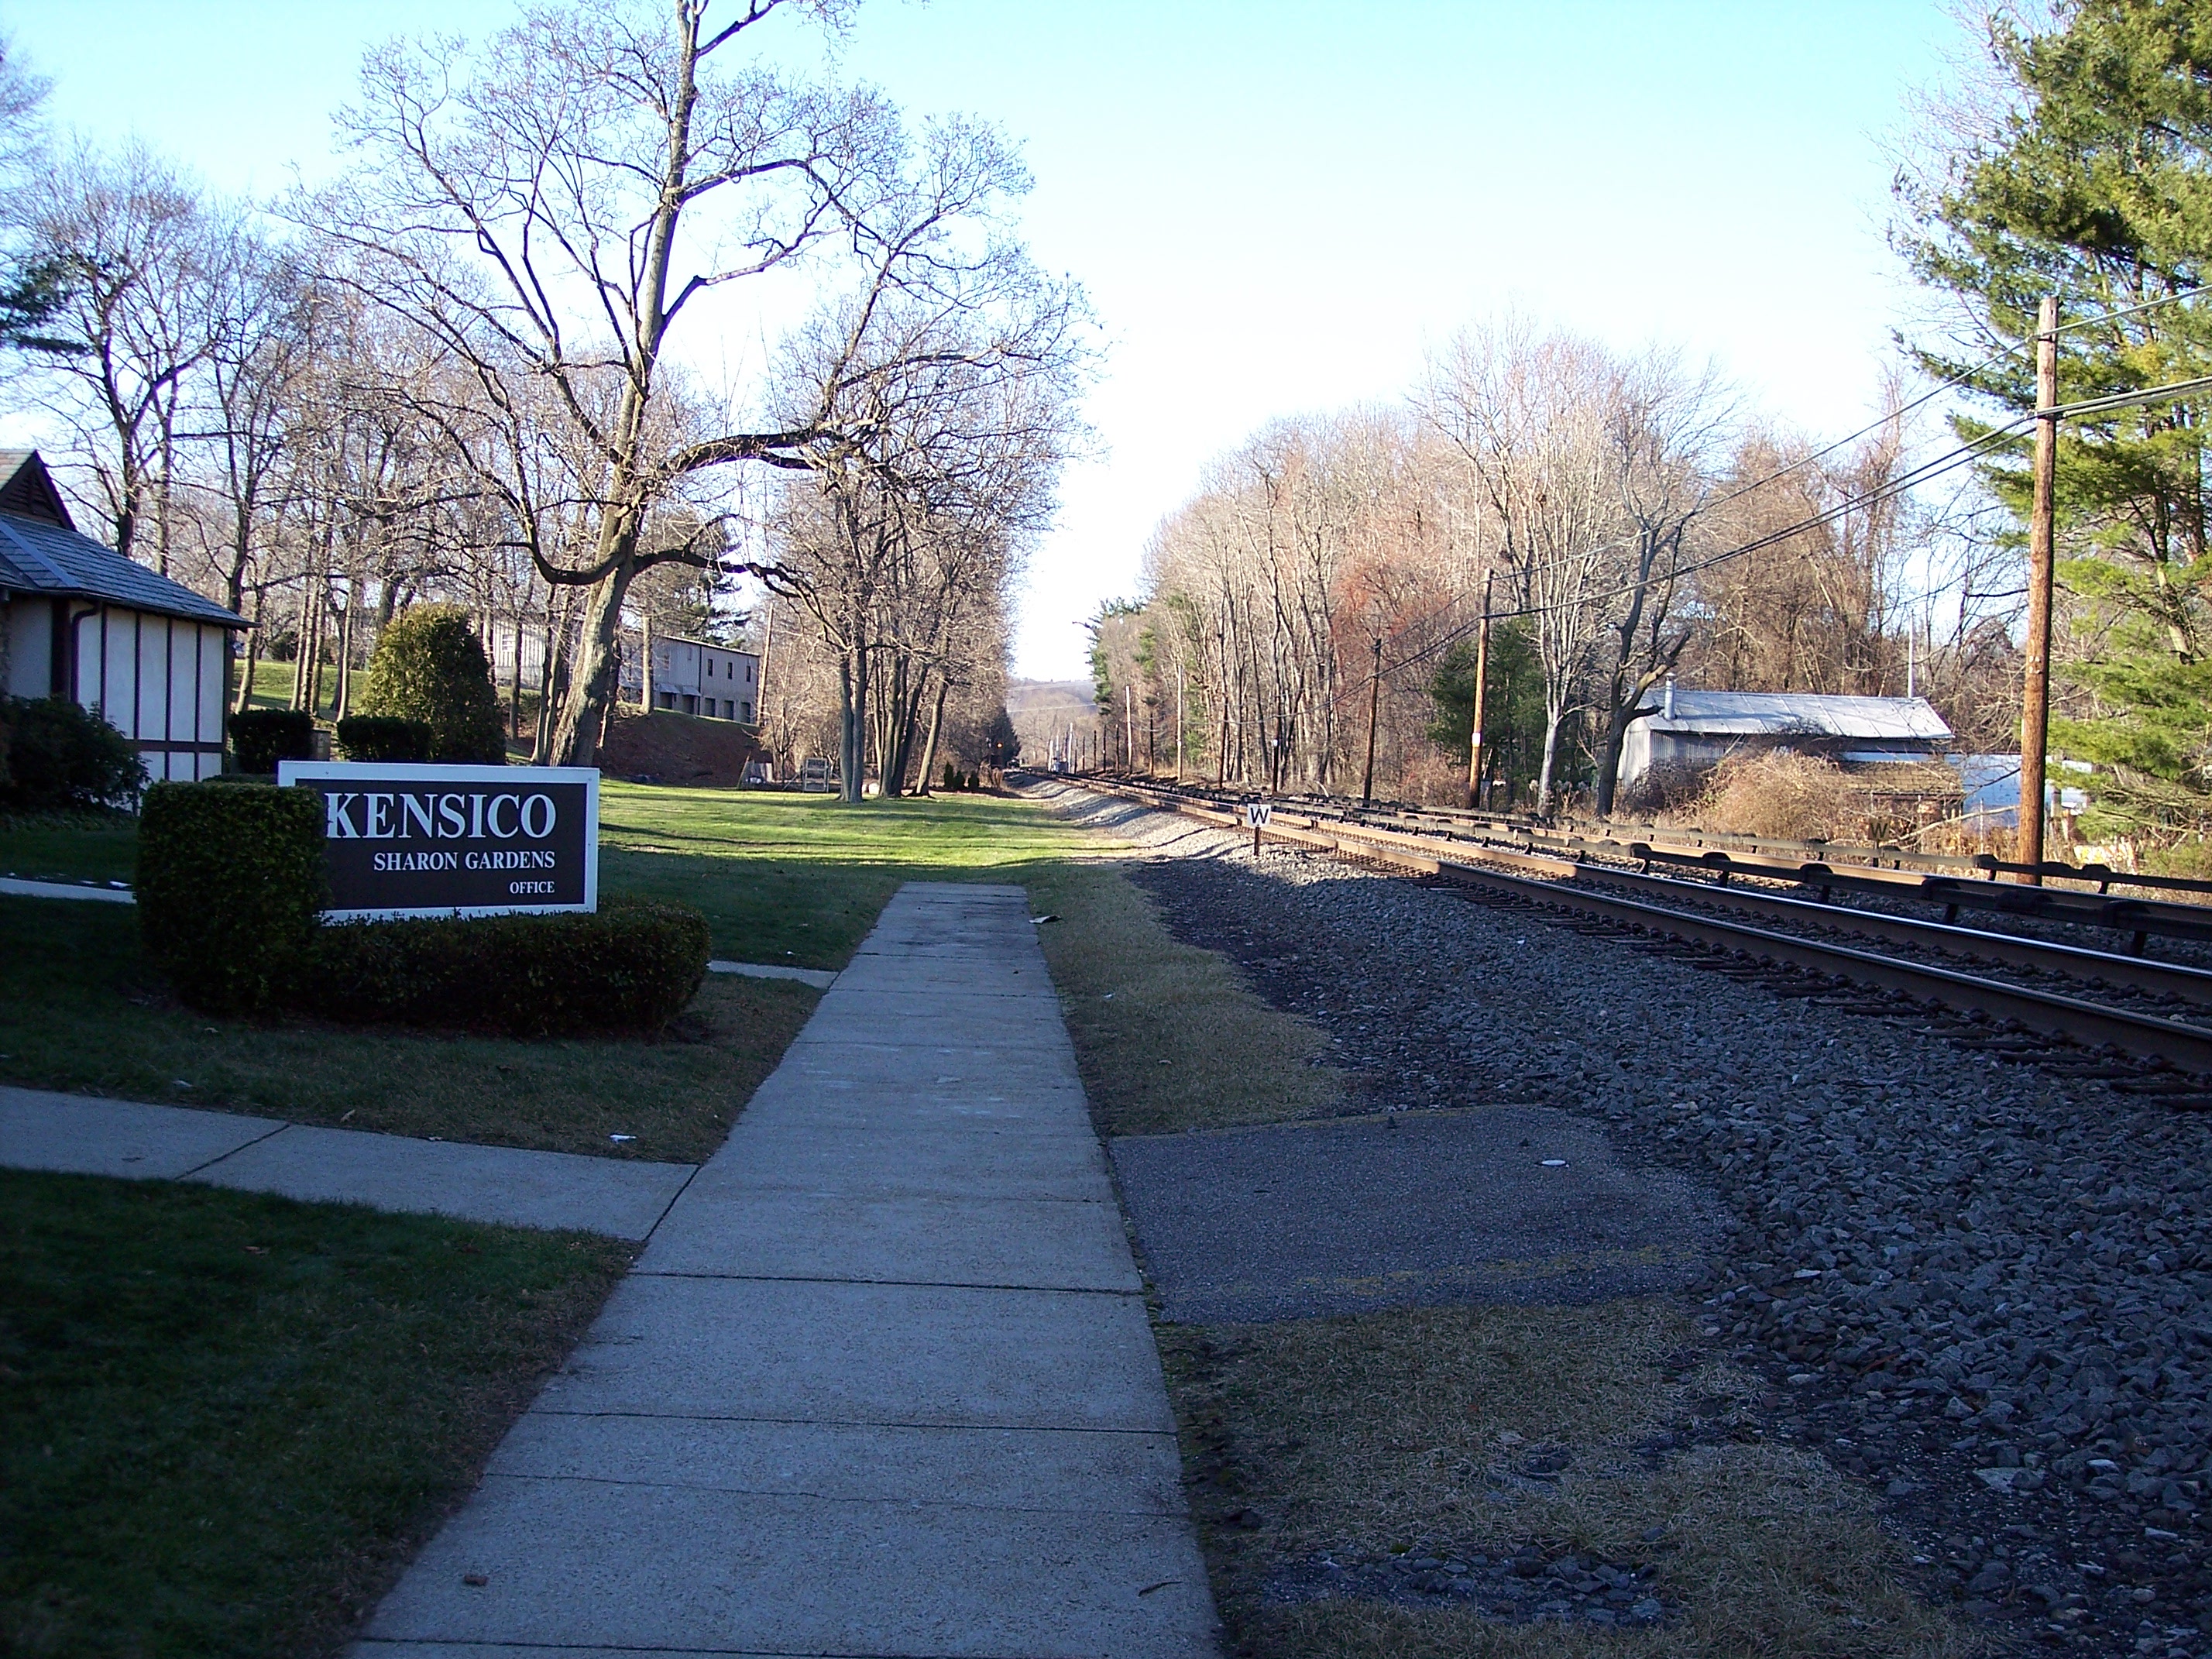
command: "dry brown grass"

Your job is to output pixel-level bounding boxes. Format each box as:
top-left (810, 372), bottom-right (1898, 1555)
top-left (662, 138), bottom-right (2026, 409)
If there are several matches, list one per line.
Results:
top-left (1023, 857), bottom-right (1342, 1134)
top-left (1163, 1304), bottom-right (1982, 1659)
top-left (1398, 751), bottom-right (1473, 808)
top-left (1680, 750), bottom-right (1870, 843)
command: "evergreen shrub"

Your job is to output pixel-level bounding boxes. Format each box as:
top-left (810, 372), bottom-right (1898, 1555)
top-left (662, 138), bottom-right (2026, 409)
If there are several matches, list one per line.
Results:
top-left (357, 605), bottom-right (507, 764)
top-left (228, 709), bottom-right (315, 775)
top-left (0, 696), bottom-right (146, 810)
top-left (298, 897), bottom-right (709, 1037)
top-left (335, 716), bottom-right (433, 763)
top-left (136, 780), bottom-right (327, 1014)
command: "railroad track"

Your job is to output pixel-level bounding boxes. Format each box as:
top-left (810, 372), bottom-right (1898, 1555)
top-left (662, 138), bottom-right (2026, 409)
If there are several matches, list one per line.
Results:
top-left (1054, 774), bottom-right (2212, 1092)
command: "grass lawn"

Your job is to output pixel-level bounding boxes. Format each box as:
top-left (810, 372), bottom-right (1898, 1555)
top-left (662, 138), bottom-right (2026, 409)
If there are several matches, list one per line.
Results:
top-left (0, 810), bottom-right (140, 885)
top-left (599, 782), bottom-right (1091, 967)
top-left (0, 1170), bottom-right (630, 1659)
top-left (0, 897), bottom-right (813, 1162)
top-left (2, 786), bottom-right (1098, 1156)
top-left (234, 658), bottom-right (336, 714)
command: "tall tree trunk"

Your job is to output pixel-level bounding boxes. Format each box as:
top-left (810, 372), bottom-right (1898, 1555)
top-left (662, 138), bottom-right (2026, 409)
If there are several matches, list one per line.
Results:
top-left (838, 640), bottom-right (867, 804)
top-left (234, 586), bottom-right (264, 716)
top-left (915, 676), bottom-right (950, 794)
top-left (290, 586), bottom-right (319, 712)
top-left (333, 596), bottom-right (355, 720)
top-left (531, 593), bottom-right (570, 765)
top-left (548, 563), bottom-right (634, 766)
top-left (507, 605), bottom-right (526, 738)
top-left (1536, 706), bottom-right (1565, 818)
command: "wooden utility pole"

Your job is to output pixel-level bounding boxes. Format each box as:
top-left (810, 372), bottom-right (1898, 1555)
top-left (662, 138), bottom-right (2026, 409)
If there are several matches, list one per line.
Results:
top-left (1361, 631), bottom-right (1384, 805)
top-left (2018, 295), bottom-right (2060, 884)
top-left (1176, 664), bottom-right (1186, 781)
top-left (1466, 570), bottom-right (1493, 810)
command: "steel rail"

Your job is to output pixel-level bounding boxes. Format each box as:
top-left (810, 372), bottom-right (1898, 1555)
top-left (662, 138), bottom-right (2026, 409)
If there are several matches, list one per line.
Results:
top-left (1266, 808), bottom-right (2212, 1008)
top-left (1066, 777), bottom-right (2212, 1075)
top-left (1084, 775), bottom-right (2212, 996)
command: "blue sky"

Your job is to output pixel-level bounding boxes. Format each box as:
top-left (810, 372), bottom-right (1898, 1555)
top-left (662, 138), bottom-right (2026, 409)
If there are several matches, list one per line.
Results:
top-left (11, 1), bottom-right (1965, 679)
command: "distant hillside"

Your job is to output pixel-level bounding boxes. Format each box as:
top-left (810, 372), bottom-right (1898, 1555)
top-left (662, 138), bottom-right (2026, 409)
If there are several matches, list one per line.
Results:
top-left (1006, 678), bottom-right (1097, 764)
top-left (1006, 678), bottom-right (1097, 715)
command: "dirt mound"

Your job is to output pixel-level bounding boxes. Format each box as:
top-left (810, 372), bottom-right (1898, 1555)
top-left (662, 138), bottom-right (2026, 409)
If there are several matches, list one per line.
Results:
top-left (596, 709), bottom-right (766, 785)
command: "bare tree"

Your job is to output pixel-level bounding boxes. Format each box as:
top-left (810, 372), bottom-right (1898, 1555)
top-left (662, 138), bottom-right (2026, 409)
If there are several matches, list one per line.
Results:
top-left (770, 263), bottom-right (1087, 801)
top-left (1586, 349), bottom-right (1733, 816)
top-left (18, 143), bottom-right (235, 569)
top-left (311, 0), bottom-right (1077, 765)
top-left (1424, 321), bottom-right (1623, 813)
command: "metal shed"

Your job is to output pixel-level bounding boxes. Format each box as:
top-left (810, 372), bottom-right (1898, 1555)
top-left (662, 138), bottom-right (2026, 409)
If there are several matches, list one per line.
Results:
top-left (0, 450), bottom-right (249, 782)
top-left (1619, 685), bottom-right (1954, 792)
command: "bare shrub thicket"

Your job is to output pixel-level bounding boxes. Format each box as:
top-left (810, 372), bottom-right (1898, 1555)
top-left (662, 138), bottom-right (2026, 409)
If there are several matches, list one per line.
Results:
top-left (1684, 750), bottom-right (1869, 843)
top-left (1615, 758), bottom-right (1708, 820)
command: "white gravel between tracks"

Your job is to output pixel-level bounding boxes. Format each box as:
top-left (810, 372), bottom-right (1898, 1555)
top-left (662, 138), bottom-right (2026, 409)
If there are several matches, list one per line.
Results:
top-left (1032, 779), bottom-right (2212, 1655)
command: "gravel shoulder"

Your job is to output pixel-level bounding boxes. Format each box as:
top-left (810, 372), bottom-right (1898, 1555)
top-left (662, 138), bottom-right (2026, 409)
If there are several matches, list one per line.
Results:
top-left (1032, 781), bottom-right (2212, 1659)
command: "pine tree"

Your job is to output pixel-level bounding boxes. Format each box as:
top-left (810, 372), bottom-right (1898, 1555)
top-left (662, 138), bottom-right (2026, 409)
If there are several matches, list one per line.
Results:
top-left (1899, 0), bottom-right (2212, 842)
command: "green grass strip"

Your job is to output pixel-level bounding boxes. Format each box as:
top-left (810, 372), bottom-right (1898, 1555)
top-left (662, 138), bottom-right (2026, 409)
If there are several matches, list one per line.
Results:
top-left (0, 1171), bottom-right (630, 1658)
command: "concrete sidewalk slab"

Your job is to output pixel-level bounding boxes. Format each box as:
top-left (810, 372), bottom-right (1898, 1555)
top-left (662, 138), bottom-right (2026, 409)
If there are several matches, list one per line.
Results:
top-left (0, 1086), bottom-right (280, 1178)
top-left (359, 881), bottom-right (1217, 1659)
top-left (535, 1273), bottom-right (1169, 1430)
top-left (0, 1085), bottom-right (695, 1242)
top-left (194, 1125), bottom-right (695, 1241)
top-left (639, 1187), bottom-right (1140, 1290)
top-left (683, 1122), bottom-right (1113, 1200)
top-left (368, 1477), bottom-right (1209, 1659)
top-left (0, 875), bottom-right (133, 902)
top-left (706, 959), bottom-right (837, 988)
top-left (484, 1413), bottom-right (1187, 1513)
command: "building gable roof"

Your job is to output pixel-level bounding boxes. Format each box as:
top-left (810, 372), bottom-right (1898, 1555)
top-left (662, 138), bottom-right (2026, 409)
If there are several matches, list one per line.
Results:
top-left (0, 451), bottom-right (74, 529)
top-left (1649, 690), bottom-right (1952, 744)
top-left (0, 452), bottom-right (246, 628)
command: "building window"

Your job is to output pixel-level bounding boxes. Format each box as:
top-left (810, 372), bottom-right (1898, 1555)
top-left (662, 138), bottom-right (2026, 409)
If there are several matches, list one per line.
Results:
top-left (740, 701), bottom-right (753, 723)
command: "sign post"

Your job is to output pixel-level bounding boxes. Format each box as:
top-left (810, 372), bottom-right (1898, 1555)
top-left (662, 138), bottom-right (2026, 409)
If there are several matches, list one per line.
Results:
top-left (276, 761), bottom-right (599, 920)
top-left (1242, 799), bottom-right (1273, 856)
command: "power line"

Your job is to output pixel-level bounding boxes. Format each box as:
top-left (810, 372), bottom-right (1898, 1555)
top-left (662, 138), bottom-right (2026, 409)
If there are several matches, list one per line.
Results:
top-left (1390, 360), bottom-right (2212, 673)
top-left (1381, 424), bottom-right (2018, 678)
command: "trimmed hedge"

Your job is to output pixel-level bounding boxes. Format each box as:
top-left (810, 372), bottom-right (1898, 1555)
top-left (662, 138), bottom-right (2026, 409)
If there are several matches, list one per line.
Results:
top-left (137, 781), bottom-right (327, 1015)
top-left (335, 716), bottom-right (432, 763)
top-left (297, 897), bottom-right (710, 1037)
top-left (228, 709), bottom-right (315, 775)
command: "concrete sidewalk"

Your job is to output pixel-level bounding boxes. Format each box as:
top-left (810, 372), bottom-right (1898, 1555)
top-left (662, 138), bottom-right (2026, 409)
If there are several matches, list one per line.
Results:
top-left (359, 883), bottom-right (1219, 1659)
top-left (0, 1086), bottom-right (696, 1241)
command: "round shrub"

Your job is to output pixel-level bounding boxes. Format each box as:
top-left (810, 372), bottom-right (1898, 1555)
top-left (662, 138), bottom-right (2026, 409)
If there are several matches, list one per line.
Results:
top-left (297, 897), bottom-right (709, 1037)
top-left (228, 708), bottom-right (315, 775)
top-left (356, 605), bottom-right (507, 764)
top-left (0, 696), bottom-right (146, 810)
top-left (335, 715), bottom-right (433, 763)
top-left (137, 780), bottom-right (328, 1015)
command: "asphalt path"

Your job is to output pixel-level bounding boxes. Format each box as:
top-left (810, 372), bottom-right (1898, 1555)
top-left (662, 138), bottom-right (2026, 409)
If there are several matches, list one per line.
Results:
top-left (1112, 1104), bottom-right (1722, 1323)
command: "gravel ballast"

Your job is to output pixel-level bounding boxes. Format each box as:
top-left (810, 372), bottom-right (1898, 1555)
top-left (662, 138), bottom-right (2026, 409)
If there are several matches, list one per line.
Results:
top-left (1039, 783), bottom-right (2212, 1657)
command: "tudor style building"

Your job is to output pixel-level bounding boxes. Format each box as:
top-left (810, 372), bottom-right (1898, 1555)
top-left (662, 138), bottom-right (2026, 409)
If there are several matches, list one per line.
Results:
top-left (0, 451), bottom-right (249, 782)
